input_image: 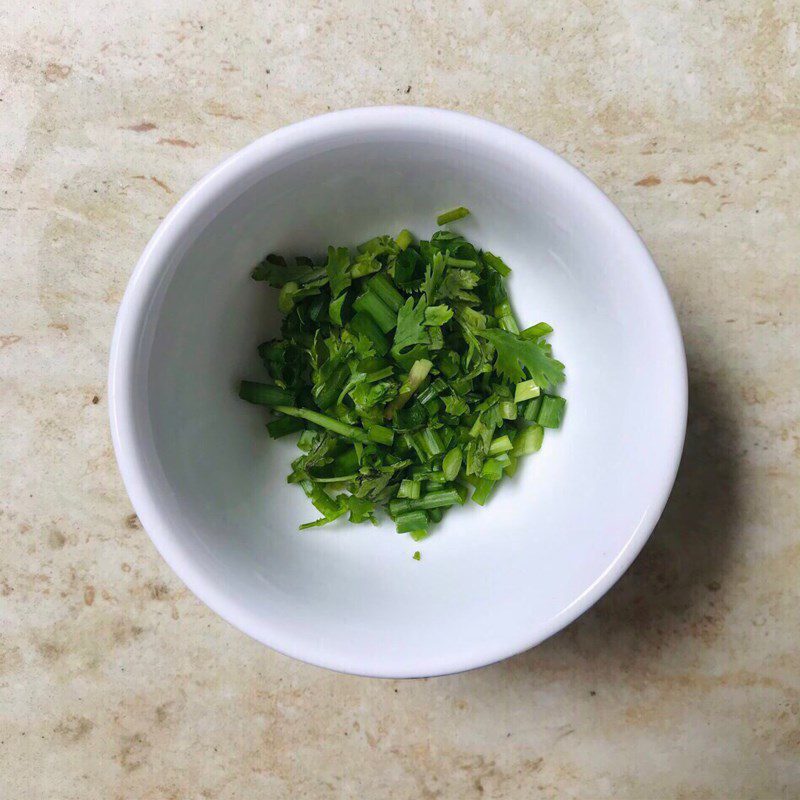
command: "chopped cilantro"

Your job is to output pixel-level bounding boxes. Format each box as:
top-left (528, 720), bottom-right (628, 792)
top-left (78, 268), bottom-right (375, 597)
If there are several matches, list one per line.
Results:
top-left (437, 268), bottom-right (480, 303)
top-left (325, 246), bottom-right (351, 298)
top-left (239, 211), bottom-right (567, 541)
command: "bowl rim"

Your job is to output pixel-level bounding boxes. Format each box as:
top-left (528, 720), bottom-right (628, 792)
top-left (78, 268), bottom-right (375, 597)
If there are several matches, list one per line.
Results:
top-left (109, 105), bottom-right (688, 678)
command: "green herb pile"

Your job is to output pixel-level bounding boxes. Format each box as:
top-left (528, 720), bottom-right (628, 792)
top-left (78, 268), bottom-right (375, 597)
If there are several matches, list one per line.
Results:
top-left (239, 208), bottom-right (566, 541)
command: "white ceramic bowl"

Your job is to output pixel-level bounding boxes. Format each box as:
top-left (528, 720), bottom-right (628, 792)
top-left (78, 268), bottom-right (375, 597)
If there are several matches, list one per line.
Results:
top-left (109, 107), bottom-right (687, 677)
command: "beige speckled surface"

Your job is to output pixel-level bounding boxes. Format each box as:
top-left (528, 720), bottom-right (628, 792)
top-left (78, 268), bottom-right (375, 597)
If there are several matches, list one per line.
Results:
top-left (2, 1), bottom-right (799, 797)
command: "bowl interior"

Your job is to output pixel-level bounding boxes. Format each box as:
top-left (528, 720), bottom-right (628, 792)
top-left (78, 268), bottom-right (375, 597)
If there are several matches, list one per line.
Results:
top-left (116, 110), bottom-right (685, 676)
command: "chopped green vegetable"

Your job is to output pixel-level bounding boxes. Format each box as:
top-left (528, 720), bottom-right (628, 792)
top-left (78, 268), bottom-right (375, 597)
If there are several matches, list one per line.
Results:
top-left (368, 424), bottom-right (395, 446)
top-left (398, 479), bottom-right (421, 499)
top-left (520, 322), bottom-right (553, 340)
top-left (325, 246), bottom-right (351, 298)
top-left (239, 210), bottom-right (566, 537)
top-left (388, 488), bottom-right (465, 515)
top-left (482, 251), bottom-right (511, 277)
top-left (471, 477), bottom-right (496, 506)
top-left (395, 510), bottom-right (428, 534)
top-left (424, 304), bottom-right (454, 326)
top-left (510, 424), bottom-right (544, 456)
top-left (239, 381), bottom-right (294, 407)
top-left (436, 206), bottom-right (470, 225)
top-left (396, 229), bottom-right (414, 251)
top-left (266, 415), bottom-right (306, 439)
top-left (514, 378), bottom-right (541, 404)
top-left (353, 289), bottom-right (396, 333)
top-left (537, 394), bottom-right (567, 428)
top-left (477, 327), bottom-right (565, 387)
top-left (349, 311), bottom-right (389, 356)
top-left (442, 447), bottom-right (463, 481)
top-left (273, 406), bottom-right (371, 443)
top-left (367, 273), bottom-right (404, 313)
top-left (488, 435), bottom-right (513, 456)
top-left (392, 297), bottom-right (429, 367)
top-left (438, 269), bottom-right (480, 303)
top-left (412, 550), bottom-right (421, 560)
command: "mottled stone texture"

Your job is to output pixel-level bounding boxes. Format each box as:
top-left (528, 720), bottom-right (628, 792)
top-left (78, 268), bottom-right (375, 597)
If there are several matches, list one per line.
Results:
top-left (1, 1), bottom-right (798, 798)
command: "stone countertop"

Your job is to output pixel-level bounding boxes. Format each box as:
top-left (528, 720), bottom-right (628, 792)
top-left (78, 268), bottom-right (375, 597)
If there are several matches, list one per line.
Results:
top-left (2, 2), bottom-right (798, 797)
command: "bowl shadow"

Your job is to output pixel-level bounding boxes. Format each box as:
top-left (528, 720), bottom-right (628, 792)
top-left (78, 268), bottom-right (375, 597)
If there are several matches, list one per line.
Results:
top-left (488, 344), bottom-right (740, 678)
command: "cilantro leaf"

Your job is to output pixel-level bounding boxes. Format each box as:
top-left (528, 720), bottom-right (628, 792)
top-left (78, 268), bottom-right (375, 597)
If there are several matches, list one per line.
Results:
top-left (345, 495), bottom-right (377, 524)
top-left (477, 327), bottom-right (565, 387)
top-left (252, 255), bottom-right (326, 287)
top-left (424, 305), bottom-right (453, 326)
top-left (423, 252), bottom-right (445, 305)
top-left (437, 268), bottom-right (480, 304)
top-left (391, 297), bottom-right (429, 364)
top-left (325, 246), bottom-right (351, 297)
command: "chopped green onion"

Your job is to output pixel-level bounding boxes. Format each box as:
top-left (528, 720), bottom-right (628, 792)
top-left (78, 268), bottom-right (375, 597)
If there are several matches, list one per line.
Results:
top-left (499, 400), bottom-right (517, 420)
top-left (416, 428), bottom-right (444, 459)
top-left (422, 396), bottom-right (442, 417)
top-left (537, 395), bottom-right (567, 428)
top-left (417, 378), bottom-right (447, 405)
top-left (299, 480), bottom-right (344, 520)
top-left (389, 488), bottom-right (465, 516)
top-left (404, 431), bottom-right (427, 463)
top-left (396, 229), bottom-right (414, 251)
top-left (442, 447), bottom-right (463, 481)
top-left (520, 322), bottom-right (553, 340)
top-left (488, 435), bottom-right (513, 456)
top-left (511, 424), bottom-right (544, 456)
top-left (239, 381), bottom-right (294, 407)
top-left (514, 379), bottom-right (541, 404)
top-left (481, 458), bottom-right (504, 481)
top-left (353, 290), bottom-right (396, 333)
top-left (349, 311), bottom-right (389, 355)
top-left (367, 273), bottom-right (404, 313)
top-left (427, 507), bottom-right (444, 524)
top-left (387, 358), bottom-right (433, 417)
top-left (523, 395), bottom-right (543, 422)
top-left (313, 363), bottom-right (350, 409)
top-left (395, 510), bottom-right (429, 534)
top-left (472, 477), bottom-right (496, 506)
top-left (494, 300), bottom-right (519, 334)
top-left (368, 424), bottom-right (395, 446)
top-left (446, 257), bottom-right (477, 269)
top-left (397, 479), bottom-right (421, 500)
top-left (412, 550), bottom-right (422, 560)
top-left (482, 251), bottom-right (511, 277)
top-left (266, 415), bottom-right (306, 438)
top-left (436, 206), bottom-right (470, 225)
top-left (404, 358), bottom-right (433, 393)
top-left (366, 366), bottom-right (394, 383)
